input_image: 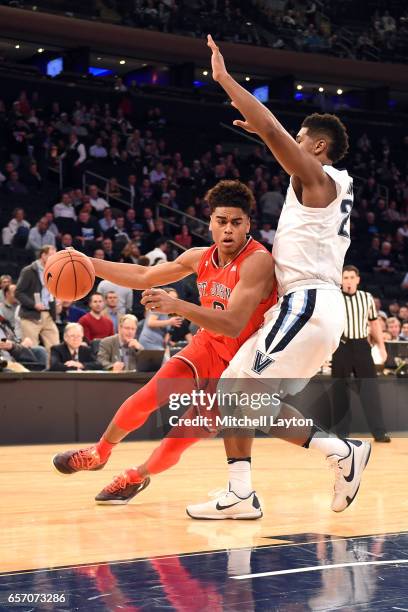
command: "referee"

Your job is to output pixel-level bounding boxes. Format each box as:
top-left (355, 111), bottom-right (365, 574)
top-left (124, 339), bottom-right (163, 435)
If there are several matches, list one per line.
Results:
top-left (331, 265), bottom-right (390, 442)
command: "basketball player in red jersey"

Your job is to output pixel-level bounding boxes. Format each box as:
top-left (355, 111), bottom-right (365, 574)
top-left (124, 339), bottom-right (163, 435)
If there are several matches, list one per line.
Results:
top-left (53, 180), bottom-right (276, 518)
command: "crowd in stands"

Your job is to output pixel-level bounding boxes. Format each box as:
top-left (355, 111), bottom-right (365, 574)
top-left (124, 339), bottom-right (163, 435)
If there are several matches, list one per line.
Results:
top-left (0, 85), bottom-right (407, 372)
top-left (3, 0), bottom-right (407, 63)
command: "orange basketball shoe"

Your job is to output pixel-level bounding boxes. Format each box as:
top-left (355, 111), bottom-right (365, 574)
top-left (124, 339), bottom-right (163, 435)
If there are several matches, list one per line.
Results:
top-left (52, 446), bottom-right (108, 474)
top-left (95, 472), bottom-right (150, 505)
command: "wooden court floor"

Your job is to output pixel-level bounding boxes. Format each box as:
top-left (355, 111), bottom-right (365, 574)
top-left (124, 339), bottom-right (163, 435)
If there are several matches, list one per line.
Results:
top-left (1, 438), bottom-right (408, 573)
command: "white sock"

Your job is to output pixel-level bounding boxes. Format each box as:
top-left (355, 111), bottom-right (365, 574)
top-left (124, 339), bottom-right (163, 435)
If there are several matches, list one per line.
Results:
top-left (309, 433), bottom-right (350, 458)
top-left (228, 460), bottom-right (252, 497)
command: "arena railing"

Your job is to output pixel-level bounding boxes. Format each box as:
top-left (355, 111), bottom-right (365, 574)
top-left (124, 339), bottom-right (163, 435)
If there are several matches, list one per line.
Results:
top-left (82, 170), bottom-right (134, 210)
top-left (82, 169), bottom-right (211, 242)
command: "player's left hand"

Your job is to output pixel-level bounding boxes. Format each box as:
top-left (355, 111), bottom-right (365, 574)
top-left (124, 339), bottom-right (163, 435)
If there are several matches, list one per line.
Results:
top-left (141, 288), bottom-right (179, 314)
top-left (207, 34), bottom-right (228, 82)
top-left (379, 347), bottom-right (388, 364)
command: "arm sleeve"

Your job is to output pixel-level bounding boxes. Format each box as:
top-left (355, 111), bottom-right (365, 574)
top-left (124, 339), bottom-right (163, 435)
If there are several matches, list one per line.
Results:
top-left (77, 143), bottom-right (86, 164)
top-left (78, 316), bottom-right (91, 342)
top-left (15, 269), bottom-right (36, 310)
top-left (97, 340), bottom-right (114, 370)
top-left (49, 346), bottom-right (68, 371)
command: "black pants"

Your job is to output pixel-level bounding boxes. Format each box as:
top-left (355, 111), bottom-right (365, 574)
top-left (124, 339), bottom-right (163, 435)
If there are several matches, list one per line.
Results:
top-left (331, 338), bottom-right (386, 437)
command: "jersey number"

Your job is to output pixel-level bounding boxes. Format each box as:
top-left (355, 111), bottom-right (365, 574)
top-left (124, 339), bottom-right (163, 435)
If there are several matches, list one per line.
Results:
top-left (213, 301), bottom-right (225, 310)
top-left (338, 198), bottom-right (353, 238)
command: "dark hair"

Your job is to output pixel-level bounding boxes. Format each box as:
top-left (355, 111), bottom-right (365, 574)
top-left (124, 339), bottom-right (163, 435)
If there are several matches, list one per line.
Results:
top-left (155, 238), bottom-right (168, 248)
top-left (89, 292), bottom-right (103, 304)
top-left (301, 113), bottom-right (349, 163)
top-left (343, 264), bottom-right (360, 276)
top-left (205, 180), bottom-right (254, 215)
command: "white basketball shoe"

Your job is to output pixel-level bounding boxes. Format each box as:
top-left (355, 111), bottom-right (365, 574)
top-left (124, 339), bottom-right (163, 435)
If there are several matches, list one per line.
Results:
top-left (186, 484), bottom-right (263, 520)
top-left (328, 439), bottom-right (371, 512)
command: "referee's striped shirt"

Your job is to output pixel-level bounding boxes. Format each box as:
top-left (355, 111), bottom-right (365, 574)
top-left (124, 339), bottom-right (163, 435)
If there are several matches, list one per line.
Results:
top-left (342, 290), bottom-right (378, 339)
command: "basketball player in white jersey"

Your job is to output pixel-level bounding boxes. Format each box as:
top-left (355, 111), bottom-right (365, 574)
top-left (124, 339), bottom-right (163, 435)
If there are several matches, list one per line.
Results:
top-left (183, 36), bottom-right (371, 519)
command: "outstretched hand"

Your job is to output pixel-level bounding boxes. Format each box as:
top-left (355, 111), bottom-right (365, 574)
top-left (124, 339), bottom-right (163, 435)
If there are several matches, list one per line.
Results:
top-left (207, 35), bottom-right (258, 135)
top-left (207, 34), bottom-right (228, 82)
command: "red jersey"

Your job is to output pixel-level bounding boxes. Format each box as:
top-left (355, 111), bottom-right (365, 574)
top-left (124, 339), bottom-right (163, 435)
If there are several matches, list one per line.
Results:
top-left (195, 237), bottom-right (276, 362)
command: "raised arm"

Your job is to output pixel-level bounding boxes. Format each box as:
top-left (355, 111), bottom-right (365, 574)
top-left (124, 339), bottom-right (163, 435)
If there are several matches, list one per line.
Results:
top-left (207, 35), bottom-right (325, 186)
top-left (88, 247), bottom-right (206, 290)
top-left (142, 251), bottom-right (275, 337)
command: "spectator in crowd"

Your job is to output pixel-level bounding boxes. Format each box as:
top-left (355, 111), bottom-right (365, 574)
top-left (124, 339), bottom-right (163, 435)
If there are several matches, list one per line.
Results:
top-left (25, 161), bottom-right (43, 192)
top-left (2, 208), bottom-right (30, 247)
top-left (127, 174), bottom-right (139, 208)
top-left (89, 137), bottom-right (108, 159)
top-left (97, 314), bottom-right (144, 372)
top-left (5, 170), bottom-right (28, 196)
top-left (0, 284), bottom-right (18, 327)
top-left (53, 193), bottom-right (77, 220)
top-left (101, 237), bottom-right (116, 261)
top-left (121, 241), bottom-right (140, 263)
top-left (57, 300), bottom-right (87, 325)
top-left (78, 293), bottom-right (114, 342)
top-left (168, 315), bottom-right (193, 346)
top-left (96, 278), bottom-right (133, 313)
top-left (373, 241), bottom-right (397, 273)
top-left (111, 215), bottom-right (130, 245)
top-left (44, 212), bottom-right (59, 240)
top-left (388, 300), bottom-right (401, 317)
top-left (15, 245), bottom-right (59, 352)
top-left (0, 275), bottom-right (12, 302)
top-left (260, 221), bottom-right (276, 247)
top-left (102, 290), bottom-right (123, 333)
top-left (99, 207), bottom-right (115, 235)
top-left (62, 131), bottom-right (87, 187)
top-left (398, 306), bottom-right (408, 321)
top-left (89, 184), bottom-right (109, 214)
top-left (106, 177), bottom-right (122, 200)
top-left (387, 317), bottom-right (401, 340)
top-left (259, 178), bottom-right (284, 221)
top-left (93, 248), bottom-right (105, 260)
top-left (74, 210), bottom-right (102, 253)
top-left (50, 323), bottom-right (102, 371)
top-left (0, 313), bottom-right (47, 370)
top-left (0, 331), bottom-right (31, 372)
top-left (399, 321), bottom-right (408, 341)
top-left (139, 288), bottom-right (183, 349)
top-left (174, 224), bottom-right (192, 249)
top-left (145, 238), bottom-right (168, 265)
top-left (26, 217), bottom-right (56, 252)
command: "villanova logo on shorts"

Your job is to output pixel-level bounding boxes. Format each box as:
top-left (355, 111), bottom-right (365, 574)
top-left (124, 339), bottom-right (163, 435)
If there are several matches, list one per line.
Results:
top-left (251, 350), bottom-right (274, 374)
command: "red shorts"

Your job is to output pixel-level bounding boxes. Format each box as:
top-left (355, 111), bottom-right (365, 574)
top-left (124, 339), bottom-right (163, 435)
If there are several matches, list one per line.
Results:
top-left (170, 330), bottom-right (229, 386)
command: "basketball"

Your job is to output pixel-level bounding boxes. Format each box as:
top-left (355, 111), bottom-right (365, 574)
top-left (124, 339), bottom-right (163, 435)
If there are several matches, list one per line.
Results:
top-left (43, 250), bottom-right (95, 301)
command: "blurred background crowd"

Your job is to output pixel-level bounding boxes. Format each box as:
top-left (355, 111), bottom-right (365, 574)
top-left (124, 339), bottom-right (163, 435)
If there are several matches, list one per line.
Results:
top-left (0, 0), bottom-right (407, 372)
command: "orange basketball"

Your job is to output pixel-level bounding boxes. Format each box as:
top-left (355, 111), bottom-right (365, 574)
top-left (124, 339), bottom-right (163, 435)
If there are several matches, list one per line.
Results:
top-left (44, 250), bottom-right (95, 301)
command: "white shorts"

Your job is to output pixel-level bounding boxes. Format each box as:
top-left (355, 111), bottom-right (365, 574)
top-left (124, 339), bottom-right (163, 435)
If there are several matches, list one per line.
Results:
top-left (222, 287), bottom-right (345, 381)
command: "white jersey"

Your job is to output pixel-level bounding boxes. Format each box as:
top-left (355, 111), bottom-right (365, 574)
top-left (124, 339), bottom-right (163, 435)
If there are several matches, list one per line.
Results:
top-left (272, 165), bottom-right (353, 296)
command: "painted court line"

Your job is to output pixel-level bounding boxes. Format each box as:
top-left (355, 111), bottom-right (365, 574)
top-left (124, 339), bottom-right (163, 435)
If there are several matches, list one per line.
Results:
top-left (232, 558), bottom-right (408, 580)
